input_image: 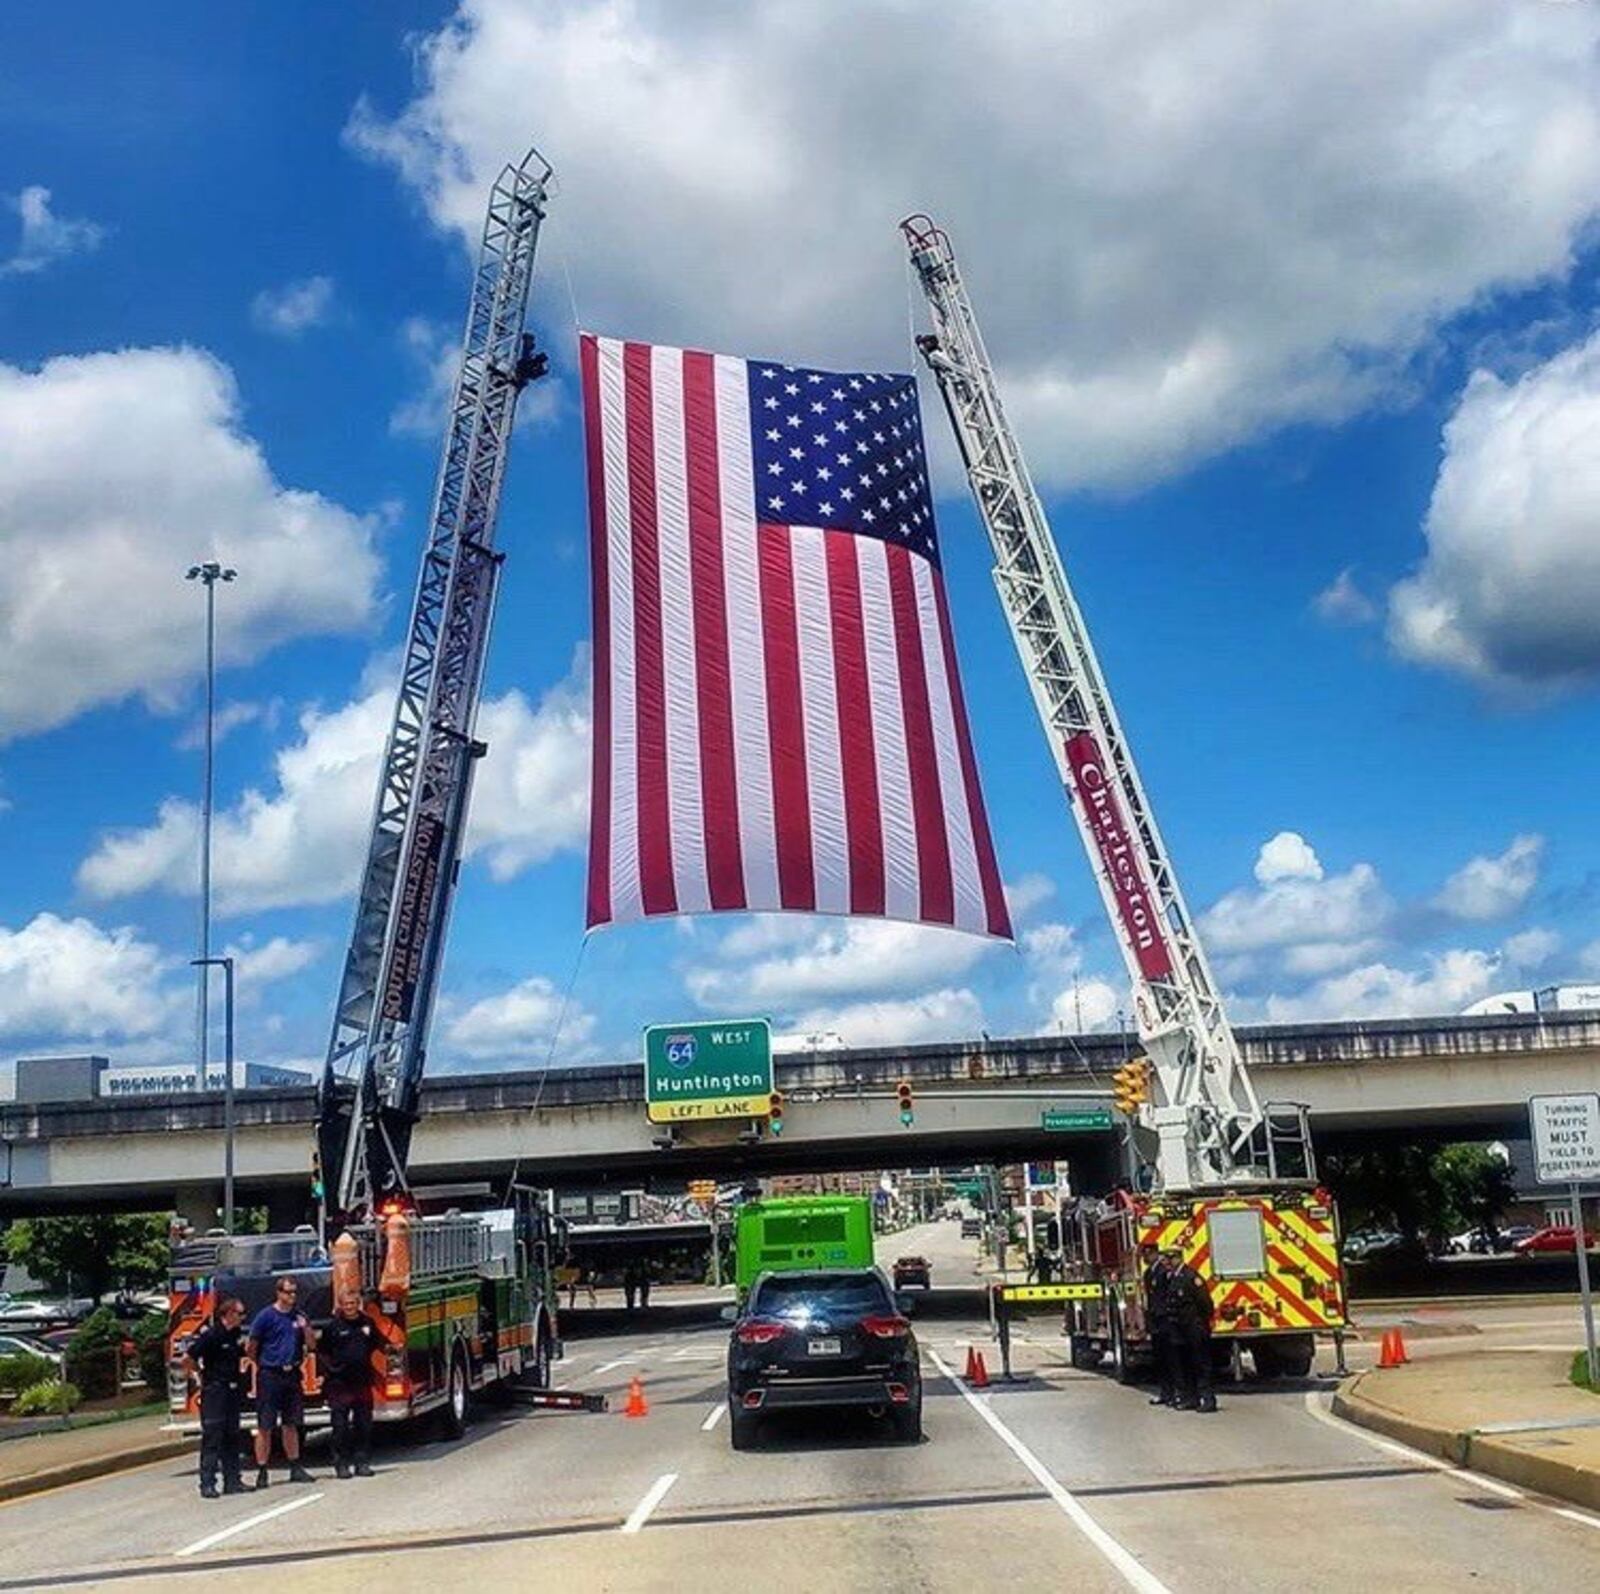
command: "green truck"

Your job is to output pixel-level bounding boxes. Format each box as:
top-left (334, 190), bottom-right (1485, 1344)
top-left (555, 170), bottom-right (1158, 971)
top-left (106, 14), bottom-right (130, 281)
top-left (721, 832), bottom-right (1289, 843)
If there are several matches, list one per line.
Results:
top-left (733, 1196), bottom-right (875, 1299)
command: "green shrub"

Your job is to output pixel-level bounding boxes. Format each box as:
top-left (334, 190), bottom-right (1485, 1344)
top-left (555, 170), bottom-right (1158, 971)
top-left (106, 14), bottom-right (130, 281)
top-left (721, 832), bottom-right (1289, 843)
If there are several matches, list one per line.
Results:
top-left (132, 1313), bottom-right (170, 1395)
top-left (12, 1379), bottom-right (81, 1416)
top-left (65, 1308), bottom-right (127, 1399)
top-left (0, 1353), bottom-right (56, 1395)
top-left (1571, 1351), bottom-right (1598, 1393)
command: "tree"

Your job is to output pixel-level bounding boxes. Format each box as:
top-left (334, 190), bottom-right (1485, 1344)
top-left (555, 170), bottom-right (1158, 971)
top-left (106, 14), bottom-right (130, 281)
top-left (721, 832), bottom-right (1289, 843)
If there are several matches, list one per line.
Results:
top-left (4, 1214), bottom-right (168, 1303)
top-left (1322, 1141), bottom-right (1515, 1250)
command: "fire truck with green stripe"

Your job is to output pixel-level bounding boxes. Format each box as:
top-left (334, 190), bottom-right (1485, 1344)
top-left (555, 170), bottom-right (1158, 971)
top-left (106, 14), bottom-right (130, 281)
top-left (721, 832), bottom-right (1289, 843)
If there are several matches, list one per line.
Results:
top-left (169, 146), bottom-right (570, 1433)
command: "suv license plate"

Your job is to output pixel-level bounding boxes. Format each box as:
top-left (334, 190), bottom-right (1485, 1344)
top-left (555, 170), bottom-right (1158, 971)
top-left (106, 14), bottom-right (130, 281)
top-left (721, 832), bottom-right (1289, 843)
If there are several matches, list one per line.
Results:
top-left (807, 1337), bottom-right (841, 1356)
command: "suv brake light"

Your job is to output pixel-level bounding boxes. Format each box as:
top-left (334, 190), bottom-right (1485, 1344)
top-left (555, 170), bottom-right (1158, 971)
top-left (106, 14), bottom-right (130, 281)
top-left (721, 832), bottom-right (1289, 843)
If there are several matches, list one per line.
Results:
top-left (861, 1313), bottom-right (911, 1339)
top-left (736, 1320), bottom-right (786, 1345)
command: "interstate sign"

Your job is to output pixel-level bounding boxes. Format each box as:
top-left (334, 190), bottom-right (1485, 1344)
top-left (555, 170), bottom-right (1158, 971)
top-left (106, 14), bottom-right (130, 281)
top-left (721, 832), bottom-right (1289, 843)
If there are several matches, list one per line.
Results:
top-left (644, 1019), bottom-right (773, 1124)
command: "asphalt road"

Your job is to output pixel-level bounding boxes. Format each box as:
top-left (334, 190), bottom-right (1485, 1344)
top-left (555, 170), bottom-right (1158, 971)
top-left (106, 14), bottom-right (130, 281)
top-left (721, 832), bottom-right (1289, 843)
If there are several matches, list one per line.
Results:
top-left (2, 1221), bottom-right (1596, 1592)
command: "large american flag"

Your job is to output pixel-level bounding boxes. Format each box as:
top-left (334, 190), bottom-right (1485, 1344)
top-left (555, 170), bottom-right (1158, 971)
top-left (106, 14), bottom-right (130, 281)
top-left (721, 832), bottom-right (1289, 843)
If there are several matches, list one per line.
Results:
top-left (580, 333), bottom-right (1011, 941)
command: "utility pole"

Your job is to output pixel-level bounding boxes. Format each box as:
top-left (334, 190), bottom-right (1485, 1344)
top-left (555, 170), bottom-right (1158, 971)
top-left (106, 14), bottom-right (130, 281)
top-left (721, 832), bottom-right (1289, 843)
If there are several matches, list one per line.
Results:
top-left (192, 955), bottom-right (236, 1233)
top-left (186, 561), bottom-right (236, 1097)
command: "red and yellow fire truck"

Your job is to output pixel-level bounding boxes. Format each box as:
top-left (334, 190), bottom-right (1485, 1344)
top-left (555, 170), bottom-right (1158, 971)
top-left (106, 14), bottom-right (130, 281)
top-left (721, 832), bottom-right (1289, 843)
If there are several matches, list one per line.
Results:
top-left (1060, 1186), bottom-right (1346, 1379)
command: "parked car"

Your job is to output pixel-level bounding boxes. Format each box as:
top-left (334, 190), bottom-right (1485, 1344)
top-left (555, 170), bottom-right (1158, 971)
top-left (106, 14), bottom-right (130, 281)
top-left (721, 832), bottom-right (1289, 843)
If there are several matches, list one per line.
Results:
top-left (726, 1268), bottom-right (922, 1449)
top-left (1344, 1230), bottom-right (1404, 1259)
top-left (0, 1332), bottom-right (64, 1366)
top-left (892, 1256), bottom-right (932, 1291)
top-left (1500, 1225), bottom-right (1537, 1250)
top-left (960, 1218), bottom-right (983, 1239)
top-left (1512, 1225), bottom-right (1599, 1254)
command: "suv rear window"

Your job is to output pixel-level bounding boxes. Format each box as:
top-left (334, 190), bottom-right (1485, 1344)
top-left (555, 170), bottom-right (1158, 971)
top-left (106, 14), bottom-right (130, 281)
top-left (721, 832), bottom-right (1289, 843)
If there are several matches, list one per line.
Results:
top-left (752, 1273), bottom-right (891, 1316)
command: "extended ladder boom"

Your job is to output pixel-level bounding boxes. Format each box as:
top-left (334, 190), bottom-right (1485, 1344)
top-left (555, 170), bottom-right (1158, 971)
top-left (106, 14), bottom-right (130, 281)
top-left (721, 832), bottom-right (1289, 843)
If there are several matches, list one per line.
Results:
top-left (901, 216), bottom-right (1262, 1192)
top-left (318, 149), bottom-right (552, 1227)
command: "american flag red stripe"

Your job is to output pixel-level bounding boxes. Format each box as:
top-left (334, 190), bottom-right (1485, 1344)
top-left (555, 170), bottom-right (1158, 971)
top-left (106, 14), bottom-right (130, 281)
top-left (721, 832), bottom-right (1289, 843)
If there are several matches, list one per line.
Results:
top-left (582, 333), bottom-right (1012, 941)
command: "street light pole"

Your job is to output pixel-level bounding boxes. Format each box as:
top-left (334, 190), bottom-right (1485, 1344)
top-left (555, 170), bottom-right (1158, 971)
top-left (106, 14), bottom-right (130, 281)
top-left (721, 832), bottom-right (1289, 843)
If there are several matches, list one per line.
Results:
top-left (192, 955), bottom-right (236, 1233)
top-left (185, 561), bottom-right (236, 1099)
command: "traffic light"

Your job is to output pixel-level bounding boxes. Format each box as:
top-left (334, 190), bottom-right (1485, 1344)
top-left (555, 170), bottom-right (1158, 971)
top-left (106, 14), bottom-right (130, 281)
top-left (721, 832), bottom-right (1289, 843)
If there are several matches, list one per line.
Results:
top-left (768, 1092), bottom-right (785, 1136)
top-left (1113, 1057), bottom-right (1154, 1116)
top-left (688, 1179), bottom-right (717, 1206)
top-left (896, 1080), bottom-right (914, 1127)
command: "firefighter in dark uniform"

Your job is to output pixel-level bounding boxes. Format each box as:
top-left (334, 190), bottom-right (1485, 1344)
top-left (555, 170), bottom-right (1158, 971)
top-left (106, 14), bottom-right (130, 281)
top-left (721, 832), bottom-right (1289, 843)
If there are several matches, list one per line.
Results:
top-left (1166, 1247), bottom-right (1218, 1412)
top-left (1143, 1247), bottom-right (1180, 1408)
top-left (319, 1290), bottom-right (379, 1478)
top-left (183, 1295), bottom-right (249, 1498)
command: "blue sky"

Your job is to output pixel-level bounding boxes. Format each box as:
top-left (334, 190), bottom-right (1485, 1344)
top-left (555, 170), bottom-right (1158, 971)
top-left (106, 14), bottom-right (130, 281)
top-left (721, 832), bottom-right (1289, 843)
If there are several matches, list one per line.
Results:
top-left (3, 1), bottom-right (1600, 1087)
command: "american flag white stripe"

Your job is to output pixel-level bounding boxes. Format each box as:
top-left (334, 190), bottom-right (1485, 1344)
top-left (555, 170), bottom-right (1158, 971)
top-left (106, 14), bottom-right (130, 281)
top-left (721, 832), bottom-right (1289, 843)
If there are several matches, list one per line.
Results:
top-left (582, 333), bottom-right (1011, 942)
top-left (855, 536), bottom-right (920, 924)
top-left (714, 352), bottom-right (779, 910)
top-left (650, 343), bottom-right (711, 914)
top-left (913, 552), bottom-right (985, 930)
top-left (790, 525), bottom-right (849, 915)
top-left (596, 338), bottom-right (642, 926)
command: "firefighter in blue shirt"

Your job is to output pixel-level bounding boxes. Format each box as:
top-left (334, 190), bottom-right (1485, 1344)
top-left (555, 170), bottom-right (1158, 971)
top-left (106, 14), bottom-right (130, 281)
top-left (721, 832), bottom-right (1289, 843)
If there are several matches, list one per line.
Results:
top-left (246, 1276), bottom-right (318, 1487)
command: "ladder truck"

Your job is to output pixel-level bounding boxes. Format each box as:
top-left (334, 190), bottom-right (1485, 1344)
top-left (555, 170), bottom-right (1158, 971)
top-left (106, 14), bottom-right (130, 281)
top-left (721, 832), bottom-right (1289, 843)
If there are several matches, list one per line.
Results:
top-left (901, 216), bottom-right (1346, 1381)
top-left (167, 148), bottom-right (567, 1437)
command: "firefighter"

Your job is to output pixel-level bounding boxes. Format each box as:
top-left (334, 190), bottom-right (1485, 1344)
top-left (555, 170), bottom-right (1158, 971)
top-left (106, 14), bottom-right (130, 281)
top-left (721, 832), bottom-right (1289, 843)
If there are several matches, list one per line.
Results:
top-left (1166, 1247), bottom-right (1218, 1413)
top-left (319, 1290), bottom-right (378, 1478)
top-left (183, 1295), bottom-right (248, 1498)
top-left (1143, 1246), bottom-right (1181, 1408)
top-left (246, 1275), bottom-right (318, 1487)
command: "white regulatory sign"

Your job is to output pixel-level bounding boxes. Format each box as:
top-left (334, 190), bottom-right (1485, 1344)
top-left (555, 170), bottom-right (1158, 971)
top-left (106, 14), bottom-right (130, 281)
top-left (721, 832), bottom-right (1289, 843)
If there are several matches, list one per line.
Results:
top-left (1529, 1093), bottom-right (1600, 1185)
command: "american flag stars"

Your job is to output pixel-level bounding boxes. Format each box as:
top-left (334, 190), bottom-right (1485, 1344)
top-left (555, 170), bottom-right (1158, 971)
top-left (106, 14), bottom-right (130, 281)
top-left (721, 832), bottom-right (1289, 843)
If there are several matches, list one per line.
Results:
top-left (748, 361), bottom-right (939, 564)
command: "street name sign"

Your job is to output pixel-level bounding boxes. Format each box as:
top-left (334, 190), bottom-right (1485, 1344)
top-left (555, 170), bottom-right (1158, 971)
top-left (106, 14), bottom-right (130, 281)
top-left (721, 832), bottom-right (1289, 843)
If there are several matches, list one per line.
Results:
top-left (1040, 1108), bottom-right (1113, 1132)
top-left (1529, 1093), bottom-right (1600, 1185)
top-left (644, 1019), bottom-right (772, 1124)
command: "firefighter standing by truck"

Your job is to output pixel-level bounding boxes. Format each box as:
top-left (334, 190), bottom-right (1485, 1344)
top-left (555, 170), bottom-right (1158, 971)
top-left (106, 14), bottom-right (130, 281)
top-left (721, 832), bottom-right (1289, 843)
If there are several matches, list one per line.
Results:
top-left (1165, 1246), bottom-right (1217, 1413)
top-left (182, 1295), bottom-right (248, 1499)
top-left (319, 1290), bottom-right (378, 1478)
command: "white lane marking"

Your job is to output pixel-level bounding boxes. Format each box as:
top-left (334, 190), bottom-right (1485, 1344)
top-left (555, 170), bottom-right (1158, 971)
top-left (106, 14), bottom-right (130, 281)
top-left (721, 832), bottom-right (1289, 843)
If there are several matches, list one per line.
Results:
top-left (621, 1472), bottom-right (679, 1535)
top-left (593, 1357), bottom-right (635, 1376)
top-left (928, 1349), bottom-right (1170, 1594)
top-left (1302, 1390), bottom-right (1600, 1528)
top-left (173, 1491), bottom-right (324, 1558)
top-left (701, 1402), bottom-right (727, 1432)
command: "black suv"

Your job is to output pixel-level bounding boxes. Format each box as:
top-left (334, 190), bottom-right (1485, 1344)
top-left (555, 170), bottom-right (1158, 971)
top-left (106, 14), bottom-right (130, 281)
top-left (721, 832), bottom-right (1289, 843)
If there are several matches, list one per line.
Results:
top-left (726, 1268), bottom-right (922, 1449)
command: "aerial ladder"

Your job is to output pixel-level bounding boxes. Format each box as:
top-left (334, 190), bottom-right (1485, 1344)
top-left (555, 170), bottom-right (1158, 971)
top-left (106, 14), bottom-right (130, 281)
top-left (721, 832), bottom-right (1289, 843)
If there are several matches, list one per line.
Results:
top-left (902, 216), bottom-right (1345, 1377)
top-left (317, 147), bottom-right (554, 1231)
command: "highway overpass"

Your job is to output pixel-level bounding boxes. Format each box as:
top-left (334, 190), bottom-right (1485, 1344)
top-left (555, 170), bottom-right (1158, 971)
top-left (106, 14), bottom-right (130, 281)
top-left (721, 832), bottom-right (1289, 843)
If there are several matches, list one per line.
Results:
top-left (1, 1011), bottom-right (1596, 1218)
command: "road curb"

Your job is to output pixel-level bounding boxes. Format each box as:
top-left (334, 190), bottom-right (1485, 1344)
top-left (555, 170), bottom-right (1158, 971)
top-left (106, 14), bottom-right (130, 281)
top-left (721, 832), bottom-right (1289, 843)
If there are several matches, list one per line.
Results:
top-left (1332, 1372), bottom-right (1600, 1513)
top-left (0, 1435), bottom-right (195, 1503)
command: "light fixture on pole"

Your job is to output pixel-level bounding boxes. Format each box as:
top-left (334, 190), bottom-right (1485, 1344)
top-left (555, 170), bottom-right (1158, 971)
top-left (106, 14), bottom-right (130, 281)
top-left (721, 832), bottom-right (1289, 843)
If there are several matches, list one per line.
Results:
top-left (185, 561), bottom-right (236, 1102)
top-left (191, 955), bottom-right (236, 1234)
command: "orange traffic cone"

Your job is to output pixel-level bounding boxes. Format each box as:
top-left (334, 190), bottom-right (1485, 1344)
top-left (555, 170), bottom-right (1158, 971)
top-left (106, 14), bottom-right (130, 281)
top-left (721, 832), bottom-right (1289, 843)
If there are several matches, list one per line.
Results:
top-left (969, 1350), bottom-right (990, 1389)
top-left (1377, 1329), bottom-right (1401, 1369)
top-left (1390, 1327), bottom-right (1410, 1365)
top-left (963, 1345), bottom-right (979, 1382)
top-left (623, 1376), bottom-right (649, 1418)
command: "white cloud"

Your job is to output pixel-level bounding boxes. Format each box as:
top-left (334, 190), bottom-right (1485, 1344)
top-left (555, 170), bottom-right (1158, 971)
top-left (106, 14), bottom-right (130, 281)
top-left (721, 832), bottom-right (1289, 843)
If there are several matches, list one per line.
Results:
top-left (390, 315), bottom-right (563, 439)
top-left (78, 651), bottom-right (592, 913)
top-left (1204, 849), bottom-right (1388, 956)
top-left (352, 0), bottom-right (1600, 491)
top-left (1, 185), bottom-right (104, 277)
top-left (786, 988), bottom-right (986, 1049)
top-left (1502, 927), bottom-right (1560, 970)
top-left (1004, 873), bottom-right (1056, 924)
top-left (1314, 569), bottom-right (1378, 626)
top-left (0, 347), bottom-right (382, 742)
top-left (443, 975), bottom-right (595, 1063)
top-left (1433, 834), bottom-right (1543, 922)
top-left (175, 700), bottom-right (274, 752)
top-left (222, 935), bottom-right (321, 987)
top-left (1254, 831), bottom-right (1323, 885)
top-left (0, 913), bottom-right (174, 1042)
top-left (1389, 331), bottom-right (1600, 690)
top-left (685, 917), bottom-right (1000, 1011)
top-left (1047, 978), bottom-right (1121, 1035)
top-left (1263, 948), bottom-right (1499, 1023)
top-left (251, 275), bottom-right (336, 336)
